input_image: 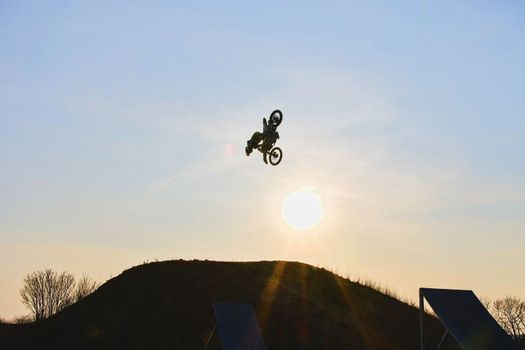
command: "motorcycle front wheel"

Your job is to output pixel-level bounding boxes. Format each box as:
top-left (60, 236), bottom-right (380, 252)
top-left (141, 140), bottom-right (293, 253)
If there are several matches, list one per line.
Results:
top-left (269, 110), bottom-right (283, 128)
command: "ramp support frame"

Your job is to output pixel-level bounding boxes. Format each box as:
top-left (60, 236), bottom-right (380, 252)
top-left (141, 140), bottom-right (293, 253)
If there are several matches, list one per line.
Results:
top-left (420, 290), bottom-right (449, 350)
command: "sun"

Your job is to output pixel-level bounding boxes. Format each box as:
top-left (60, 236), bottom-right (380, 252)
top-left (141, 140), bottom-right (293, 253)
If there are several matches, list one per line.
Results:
top-left (281, 187), bottom-right (324, 231)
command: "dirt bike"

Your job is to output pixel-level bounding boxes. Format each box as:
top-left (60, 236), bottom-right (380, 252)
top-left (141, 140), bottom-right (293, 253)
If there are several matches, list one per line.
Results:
top-left (259, 110), bottom-right (283, 166)
top-left (245, 109), bottom-right (283, 166)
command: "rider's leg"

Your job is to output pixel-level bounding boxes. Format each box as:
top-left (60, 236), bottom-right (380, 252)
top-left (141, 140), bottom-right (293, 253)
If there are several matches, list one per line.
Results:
top-left (246, 132), bottom-right (263, 155)
top-left (263, 152), bottom-right (268, 164)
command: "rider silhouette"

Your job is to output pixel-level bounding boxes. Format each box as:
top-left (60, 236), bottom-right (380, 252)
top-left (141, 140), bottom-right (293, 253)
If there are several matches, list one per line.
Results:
top-left (245, 117), bottom-right (280, 164)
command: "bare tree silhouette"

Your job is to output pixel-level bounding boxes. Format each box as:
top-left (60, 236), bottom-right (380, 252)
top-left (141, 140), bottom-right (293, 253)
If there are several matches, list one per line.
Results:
top-left (484, 296), bottom-right (525, 342)
top-left (20, 269), bottom-right (98, 321)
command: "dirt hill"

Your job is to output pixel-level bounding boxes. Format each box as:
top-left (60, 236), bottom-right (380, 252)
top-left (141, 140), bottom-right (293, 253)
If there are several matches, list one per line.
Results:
top-left (0, 260), bottom-right (459, 349)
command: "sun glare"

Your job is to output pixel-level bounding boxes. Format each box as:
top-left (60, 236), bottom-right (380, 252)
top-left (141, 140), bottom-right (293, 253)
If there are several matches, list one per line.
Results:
top-left (281, 188), bottom-right (324, 231)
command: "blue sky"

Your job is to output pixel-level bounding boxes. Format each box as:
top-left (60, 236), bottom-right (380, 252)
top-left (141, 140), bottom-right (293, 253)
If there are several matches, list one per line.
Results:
top-left (1, 1), bottom-right (524, 319)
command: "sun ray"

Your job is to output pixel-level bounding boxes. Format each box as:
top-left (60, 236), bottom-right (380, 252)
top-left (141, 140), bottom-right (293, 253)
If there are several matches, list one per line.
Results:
top-left (257, 261), bottom-right (287, 332)
top-left (333, 274), bottom-right (388, 348)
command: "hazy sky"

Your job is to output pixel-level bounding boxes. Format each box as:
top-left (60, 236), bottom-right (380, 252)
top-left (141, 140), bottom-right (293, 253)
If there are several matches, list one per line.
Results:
top-left (1, 1), bottom-right (524, 319)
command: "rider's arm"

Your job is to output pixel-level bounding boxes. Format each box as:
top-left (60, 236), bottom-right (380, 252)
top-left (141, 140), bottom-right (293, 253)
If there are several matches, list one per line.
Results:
top-left (263, 118), bottom-right (268, 132)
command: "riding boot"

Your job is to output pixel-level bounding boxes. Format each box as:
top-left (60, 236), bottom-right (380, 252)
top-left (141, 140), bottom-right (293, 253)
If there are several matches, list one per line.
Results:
top-left (263, 153), bottom-right (268, 164)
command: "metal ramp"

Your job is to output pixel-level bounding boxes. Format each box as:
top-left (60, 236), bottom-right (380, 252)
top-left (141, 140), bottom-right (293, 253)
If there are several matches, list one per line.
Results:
top-left (204, 303), bottom-right (267, 350)
top-left (419, 288), bottom-right (520, 350)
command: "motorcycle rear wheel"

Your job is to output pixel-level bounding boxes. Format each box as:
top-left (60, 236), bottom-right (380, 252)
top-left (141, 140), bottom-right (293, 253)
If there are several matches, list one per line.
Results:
top-left (269, 147), bottom-right (283, 166)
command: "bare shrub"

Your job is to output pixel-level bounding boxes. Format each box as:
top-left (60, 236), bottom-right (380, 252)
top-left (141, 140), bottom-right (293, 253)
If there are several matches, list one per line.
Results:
top-left (74, 275), bottom-right (99, 302)
top-left (13, 315), bottom-right (33, 324)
